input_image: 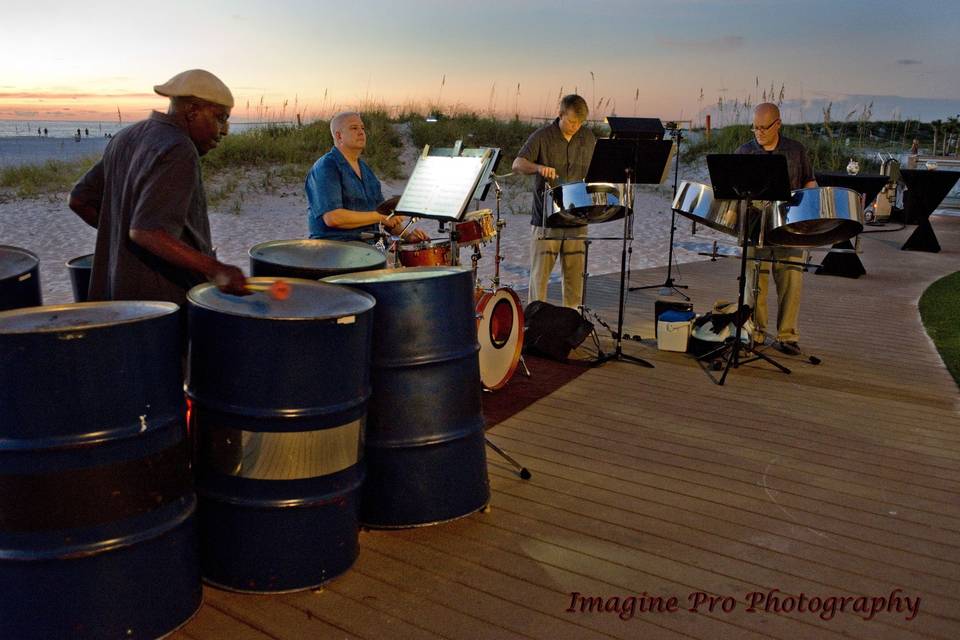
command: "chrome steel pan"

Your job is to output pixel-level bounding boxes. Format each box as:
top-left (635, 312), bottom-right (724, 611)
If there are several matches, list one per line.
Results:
top-left (766, 186), bottom-right (863, 247)
top-left (546, 181), bottom-right (627, 226)
top-left (671, 181), bottom-right (742, 237)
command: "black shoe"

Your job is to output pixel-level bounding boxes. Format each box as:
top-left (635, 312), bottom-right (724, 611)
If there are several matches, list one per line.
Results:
top-left (775, 341), bottom-right (801, 356)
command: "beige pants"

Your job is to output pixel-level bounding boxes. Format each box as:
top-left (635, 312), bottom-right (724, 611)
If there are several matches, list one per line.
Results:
top-left (746, 246), bottom-right (803, 343)
top-left (528, 227), bottom-right (586, 309)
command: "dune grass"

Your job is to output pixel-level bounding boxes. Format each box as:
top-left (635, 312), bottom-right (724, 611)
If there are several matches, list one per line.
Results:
top-left (202, 110), bottom-right (404, 180)
top-left (919, 271), bottom-right (960, 386)
top-left (410, 113), bottom-right (539, 169)
top-left (682, 123), bottom-right (878, 173)
top-left (0, 157), bottom-right (99, 197)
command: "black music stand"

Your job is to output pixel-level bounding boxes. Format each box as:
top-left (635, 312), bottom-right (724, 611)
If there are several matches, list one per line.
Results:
top-left (631, 121), bottom-right (689, 299)
top-left (702, 154), bottom-right (793, 385)
top-left (585, 137), bottom-right (673, 368)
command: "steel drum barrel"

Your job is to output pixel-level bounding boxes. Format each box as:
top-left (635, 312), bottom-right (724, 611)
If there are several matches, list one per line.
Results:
top-left (187, 277), bottom-right (375, 592)
top-left (66, 253), bottom-right (94, 303)
top-left (249, 239), bottom-right (386, 279)
top-left (0, 301), bottom-right (200, 639)
top-left (0, 245), bottom-right (42, 311)
top-left (324, 266), bottom-right (489, 528)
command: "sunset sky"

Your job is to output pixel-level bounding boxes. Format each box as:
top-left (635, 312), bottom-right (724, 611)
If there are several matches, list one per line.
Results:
top-left (2, 0), bottom-right (958, 124)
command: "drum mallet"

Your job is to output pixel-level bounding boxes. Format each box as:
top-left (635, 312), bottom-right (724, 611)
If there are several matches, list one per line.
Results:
top-left (244, 280), bottom-right (292, 301)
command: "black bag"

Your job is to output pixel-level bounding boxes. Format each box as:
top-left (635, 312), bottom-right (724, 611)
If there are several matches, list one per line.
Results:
top-left (523, 301), bottom-right (593, 362)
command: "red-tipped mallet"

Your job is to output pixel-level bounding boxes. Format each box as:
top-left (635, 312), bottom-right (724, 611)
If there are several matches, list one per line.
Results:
top-left (245, 279), bottom-right (291, 300)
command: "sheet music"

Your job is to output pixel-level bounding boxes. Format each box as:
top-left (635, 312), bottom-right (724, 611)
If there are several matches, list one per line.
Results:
top-left (397, 154), bottom-right (486, 220)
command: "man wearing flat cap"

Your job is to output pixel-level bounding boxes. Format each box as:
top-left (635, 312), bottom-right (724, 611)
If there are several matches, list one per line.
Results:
top-left (69, 68), bottom-right (247, 312)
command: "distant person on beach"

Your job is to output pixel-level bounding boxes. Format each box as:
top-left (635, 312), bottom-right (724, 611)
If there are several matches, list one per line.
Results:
top-left (43, 128), bottom-right (48, 137)
top-left (512, 94), bottom-right (595, 309)
top-left (69, 68), bottom-right (247, 317)
top-left (306, 111), bottom-right (428, 245)
top-left (85, 128), bottom-right (89, 137)
top-left (735, 102), bottom-right (816, 356)
top-left (37, 127), bottom-right (41, 137)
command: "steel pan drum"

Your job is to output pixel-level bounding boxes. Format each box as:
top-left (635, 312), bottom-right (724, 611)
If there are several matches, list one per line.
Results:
top-left (0, 245), bottom-right (42, 311)
top-left (66, 253), bottom-right (94, 302)
top-left (671, 181), bottom-right (742, 237)
top-left (546, 181), bottom-right (628, 226)
top-left (0, 301), bottom-right (200, 639)
top-left (323, 267), bottom-right (489, 528)
top-left (767, 186), bottom-right (864, 247)
top-left (187, 277), bottom-right (375, 592)
top-left (249, 239), bottom-right (386, 279)
top-left (397, 240), bottom-right (452, 267)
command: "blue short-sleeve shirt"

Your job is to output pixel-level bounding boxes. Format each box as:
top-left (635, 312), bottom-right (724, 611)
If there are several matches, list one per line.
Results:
top-left (305, 146), bottom-right (384, 241)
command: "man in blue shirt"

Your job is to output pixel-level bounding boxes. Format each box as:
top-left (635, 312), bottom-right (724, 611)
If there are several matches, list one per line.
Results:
top-left (306, 111), bottom-right (427, 243)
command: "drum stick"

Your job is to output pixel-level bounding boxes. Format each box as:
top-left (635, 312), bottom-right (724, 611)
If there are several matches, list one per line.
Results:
top-left (245, 280), bottom-right (291, 301)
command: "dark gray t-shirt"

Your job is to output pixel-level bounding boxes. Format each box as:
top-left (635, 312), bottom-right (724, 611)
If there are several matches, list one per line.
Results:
top-left (71, 112), bottom-right (213, 305)
top-left (735, 135), bottom-right (814, 191)
top-left (517, 118), bottom-right (597, 225)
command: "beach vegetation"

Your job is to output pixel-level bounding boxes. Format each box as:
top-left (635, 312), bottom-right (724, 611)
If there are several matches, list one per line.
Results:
top-left (0, 157), bottom-right (98, 197)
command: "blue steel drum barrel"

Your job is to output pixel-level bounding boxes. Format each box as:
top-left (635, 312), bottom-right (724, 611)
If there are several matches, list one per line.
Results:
top-left (249, 239), bottom-right (387, 280)
top-left (187, 277), bottom-right (375, 592)
top-left (323, 266), bottom-right (490, 528)
top-left (0, 301), bottom-right (200, 640)
top-left (0, 245), bottom-right (42, 311)
top-left (66, 253), bottom-right (94, 302)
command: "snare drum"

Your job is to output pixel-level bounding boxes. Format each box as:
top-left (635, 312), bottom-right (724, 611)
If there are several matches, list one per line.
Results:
top-left (456, 210), bottom-right (496, 246)
top-left (397, 240), bottom-right (452, 267)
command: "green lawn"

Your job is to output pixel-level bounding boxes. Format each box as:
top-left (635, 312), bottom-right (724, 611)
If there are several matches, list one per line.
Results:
top-left (919, 271), bottom-right (960, 386)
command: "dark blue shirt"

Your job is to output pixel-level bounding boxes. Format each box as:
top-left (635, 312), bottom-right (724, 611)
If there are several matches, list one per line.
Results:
top-left (735, 135), bottom-right (814, 191)
top-left (305, 146), bottom-right (384, 241)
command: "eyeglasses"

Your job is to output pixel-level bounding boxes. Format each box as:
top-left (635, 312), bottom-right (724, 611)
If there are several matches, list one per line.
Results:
top-left (751, 119), bottom-right (780, 133)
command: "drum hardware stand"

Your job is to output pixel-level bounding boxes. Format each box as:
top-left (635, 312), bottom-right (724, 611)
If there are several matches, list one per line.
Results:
top-left (629, 123), bottom-right (690, 300)
top-left (491, 177), bottom-right (532, 379)
top-left (484, 437), bottom-right (532, 480)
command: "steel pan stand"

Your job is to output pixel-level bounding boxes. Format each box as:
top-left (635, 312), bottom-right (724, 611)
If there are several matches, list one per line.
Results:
top-left (629, 124), bottom-right (690, 300)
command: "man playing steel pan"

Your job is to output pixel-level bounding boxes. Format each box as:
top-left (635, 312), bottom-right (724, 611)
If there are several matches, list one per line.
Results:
top-left (69, 69), bottom-right (248, 307)
top-left (306, 111), bottom-right (428, 246)
top-left (736, 102), bottom-right (817, 356)
top-left (513, 94), bottom-right (596, 309)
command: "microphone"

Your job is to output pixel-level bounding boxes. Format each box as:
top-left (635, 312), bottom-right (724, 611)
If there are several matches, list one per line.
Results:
top-left (359, 231), bottom-right (388, 241)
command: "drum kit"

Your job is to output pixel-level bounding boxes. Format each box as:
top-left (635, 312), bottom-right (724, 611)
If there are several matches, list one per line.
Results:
top-left (392, 191), bottom-right (527, 391)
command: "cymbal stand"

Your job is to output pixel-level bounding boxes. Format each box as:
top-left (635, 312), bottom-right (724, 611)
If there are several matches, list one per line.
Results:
top-left (697, 201), bottom-right (791, 385)
top-left (491, 175), bottom-right (530, 378)
top-left (629, 125), bottom-right (689, 300)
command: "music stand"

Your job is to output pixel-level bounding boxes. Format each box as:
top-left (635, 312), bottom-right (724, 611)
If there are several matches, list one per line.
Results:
top-left (607, 117), bottom-right (665, 141)
top-left (631, 121), bottom-right (689, 298)
top-left (703, 153), bottom-right (793, 385)
top-left (583, 137), bottom-right (673, 368)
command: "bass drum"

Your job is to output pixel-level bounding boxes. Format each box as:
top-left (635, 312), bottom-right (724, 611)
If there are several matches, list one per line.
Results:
top-left (475, 287), bottom-right (524, 390)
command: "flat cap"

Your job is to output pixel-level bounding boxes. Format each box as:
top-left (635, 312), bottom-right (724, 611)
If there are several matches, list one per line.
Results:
top-left (154, 69), bottom-right (234, 108)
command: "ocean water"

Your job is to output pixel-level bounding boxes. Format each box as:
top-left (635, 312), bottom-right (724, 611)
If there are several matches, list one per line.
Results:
top-left (0, 119), bottom-right (287, 138)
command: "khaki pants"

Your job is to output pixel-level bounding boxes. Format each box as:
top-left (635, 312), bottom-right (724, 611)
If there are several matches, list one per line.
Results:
top-left (528, 227), bottom-right (586, 309)
top-left (745, 246), bottom-right (803, 343)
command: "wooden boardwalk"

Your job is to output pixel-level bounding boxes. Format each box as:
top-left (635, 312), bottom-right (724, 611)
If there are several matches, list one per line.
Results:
top-left (173, 216), bottom-right (960, 640)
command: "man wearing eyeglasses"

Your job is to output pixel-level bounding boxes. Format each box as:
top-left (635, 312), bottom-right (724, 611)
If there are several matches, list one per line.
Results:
top-left (735, 102), bottom-right (816, 356)
top-left (69, 69), bottom-right (249, 357)
top-left (513, 94), bottom-right (596, 309)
